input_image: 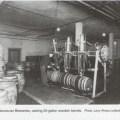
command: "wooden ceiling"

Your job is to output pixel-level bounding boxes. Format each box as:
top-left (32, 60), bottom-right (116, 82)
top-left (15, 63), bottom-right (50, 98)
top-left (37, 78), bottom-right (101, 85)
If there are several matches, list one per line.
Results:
top-left (0, 1), bottom-right (120, 42)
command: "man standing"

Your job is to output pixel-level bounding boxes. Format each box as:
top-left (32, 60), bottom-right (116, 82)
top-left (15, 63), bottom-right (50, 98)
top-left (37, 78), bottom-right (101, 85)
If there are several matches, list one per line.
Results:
top-left (40, 53), bottom-right (54, 85)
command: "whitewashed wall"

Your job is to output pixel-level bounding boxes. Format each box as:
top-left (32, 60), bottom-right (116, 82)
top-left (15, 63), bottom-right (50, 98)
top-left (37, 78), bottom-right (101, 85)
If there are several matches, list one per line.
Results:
top-left (0, 36), bottom-right (52, 63)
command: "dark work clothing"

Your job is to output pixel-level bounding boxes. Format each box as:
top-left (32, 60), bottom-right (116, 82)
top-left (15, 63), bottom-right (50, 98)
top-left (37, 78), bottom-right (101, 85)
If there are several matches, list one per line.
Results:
top-left (40, 55), bottom-right (51, 67)
top-left (40, 55), bottom-right (51, 85)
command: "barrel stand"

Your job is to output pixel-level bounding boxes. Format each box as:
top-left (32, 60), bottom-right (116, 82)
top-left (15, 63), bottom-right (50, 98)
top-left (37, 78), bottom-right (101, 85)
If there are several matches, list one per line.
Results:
top-left (92, 50), bottom-right (106, 98)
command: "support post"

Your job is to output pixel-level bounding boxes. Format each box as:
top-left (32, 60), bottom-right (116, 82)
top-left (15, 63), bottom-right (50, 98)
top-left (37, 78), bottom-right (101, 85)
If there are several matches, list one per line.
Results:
top-left (92, 50), bottom-right (99, 98)
top-left (75, 22), bottom-right (83, 46)
top-left (103, 62), bottom-right (106, 92)
top-left (109, 33), bottom-right (114, 67)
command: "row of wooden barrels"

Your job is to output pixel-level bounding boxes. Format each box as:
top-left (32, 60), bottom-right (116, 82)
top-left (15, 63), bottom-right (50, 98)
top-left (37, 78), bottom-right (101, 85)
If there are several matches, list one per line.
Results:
top-left (0, 70), bottom-right (25, 105)
top-left (47, 70), bottom-right (92, 92)
top-left (6, 61), bottom-right (42, 72)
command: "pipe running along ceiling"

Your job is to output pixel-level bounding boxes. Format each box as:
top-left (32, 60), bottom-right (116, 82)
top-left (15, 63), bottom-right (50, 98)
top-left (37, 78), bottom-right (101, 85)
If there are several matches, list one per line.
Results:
top-left (0, 1), bottom-right (120, 42)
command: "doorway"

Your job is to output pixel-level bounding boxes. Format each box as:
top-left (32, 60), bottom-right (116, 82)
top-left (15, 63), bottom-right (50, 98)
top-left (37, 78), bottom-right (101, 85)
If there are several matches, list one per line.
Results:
top-left (8, 48), bottom-right (21, 62)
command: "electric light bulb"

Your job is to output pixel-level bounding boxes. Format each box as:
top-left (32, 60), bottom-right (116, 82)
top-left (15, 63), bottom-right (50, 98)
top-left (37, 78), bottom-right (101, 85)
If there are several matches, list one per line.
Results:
top-left (56, 27), bottom-right (60, 32)
top-left (102, 33), bottom-right (106, 37)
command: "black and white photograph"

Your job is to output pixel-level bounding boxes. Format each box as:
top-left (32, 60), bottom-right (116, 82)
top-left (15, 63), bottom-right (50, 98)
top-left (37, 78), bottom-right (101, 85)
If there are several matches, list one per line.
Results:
top-left (0, 0), bottom-right (119, 105)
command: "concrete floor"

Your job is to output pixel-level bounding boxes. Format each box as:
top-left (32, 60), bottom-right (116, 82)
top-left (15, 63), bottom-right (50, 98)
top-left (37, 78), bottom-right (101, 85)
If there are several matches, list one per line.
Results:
top-left (16, 71), bottom-right (120, 105)
top-left (16, 92), bottom-right (39, 105)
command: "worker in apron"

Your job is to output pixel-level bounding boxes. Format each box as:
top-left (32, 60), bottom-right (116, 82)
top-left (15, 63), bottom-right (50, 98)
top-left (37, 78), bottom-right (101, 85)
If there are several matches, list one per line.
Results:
top-left (40, 53), bottom-right (54, 85)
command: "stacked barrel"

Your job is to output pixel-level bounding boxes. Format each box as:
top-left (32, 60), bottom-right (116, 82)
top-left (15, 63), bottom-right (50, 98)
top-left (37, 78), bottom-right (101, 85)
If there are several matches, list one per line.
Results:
top-left (6, 70), bottom-right (25, 93)
top-left (0, 45), bottom-right (21, 105)
top-left (14, 62), bottom-right (25, 71)
top-left (47, 70), bottom-right (92, 92)
top-left (0, 45), bottom-right (5, 77)
top-left (0, 89), bottom-right (9, 105)
top-left (0, 74), bottom-right (18, 105)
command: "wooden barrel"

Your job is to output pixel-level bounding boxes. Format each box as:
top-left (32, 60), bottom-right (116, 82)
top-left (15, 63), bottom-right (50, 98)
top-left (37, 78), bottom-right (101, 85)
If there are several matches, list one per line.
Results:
top-left (7, 71), bottom-right (25, 93)
top-left (48, 70), bottom-right (58, 82)
top-left (63, 73), bottom-right (70, 86)
top-left (57, 72), bottom-right (63, 84)
top-left (70, 74), bottom-right (74, 87)
top-left (16, 73), bottom-right (25, 93)
top-left (0, 60), bottom-right (5, 77)
top-left (47, 70), bottom-right (62, 83)
top-left (15, 64), bottom-right (24, 71)
top-left (0, 45), bottom-right (4, 60)
top-left (60, 73), bottom-right (67, 85)
top-left (75, 76), bottom-right (92, 91)
top-left (13, 62), bottom-right (25, 71)
top-left (51, 71), bottom-right (57, 82)
top-left (6, 62), bottom-right (14, 70)
top-left (71, 75), bottom-right (78, 88)
top-left (0, 81), bottom-right (17, 105)
top-left (0, 60), bottom-right (5, 67)
top-left (24, 67), bottom-right (31, 72)
top-left (0, 53), bottom-right (4, 60)
top-left (0, 89), bottom-right (9, 105)
top-left (6, 70), bottom-right (20, 74)
top-left (25, 62), bottom-right (31, 67)
top-left (24, 62), bottom-right (31, 72)
top-left (0, 71), bottom-right (4, 77)
top-left (7, 72), bottom-right (25, 93)
top-left (48, 70), bottom-right (92, 92)
top-left (0, 66), bottom-right (3, 71)
top-left (47, 70), bottom-right (54, 81)
top-left (66, 74), bottom-right (73, 87)
top-left (56, 71), bottom-right (61, 83)
top-left (2, 75), bottom-right (18, 85)
top-left (61, 73), bottom-right (92, 92)
top-left (31, 62), bottom-right (36, 69)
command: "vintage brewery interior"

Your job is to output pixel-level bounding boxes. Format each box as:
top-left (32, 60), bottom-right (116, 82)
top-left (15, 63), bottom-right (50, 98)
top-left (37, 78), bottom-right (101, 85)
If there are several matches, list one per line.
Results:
top-left (0, 1), bottom-right (119, 105)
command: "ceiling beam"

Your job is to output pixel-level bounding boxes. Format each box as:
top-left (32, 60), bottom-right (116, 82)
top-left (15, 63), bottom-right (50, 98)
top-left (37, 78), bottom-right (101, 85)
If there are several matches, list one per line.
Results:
top-left (88, 1), bottom-right (120, 19)
top-left (77, 1), bottom-right (115, 20)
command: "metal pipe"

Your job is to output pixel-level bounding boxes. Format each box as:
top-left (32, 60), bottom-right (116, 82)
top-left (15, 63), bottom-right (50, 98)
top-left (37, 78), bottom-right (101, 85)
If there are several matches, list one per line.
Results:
top-left (85, 1), bottom-right (120, 19)
top-left (78, 1), bottom-right (115, 20)
top-left (105, 5), bottom-right (120, 18)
